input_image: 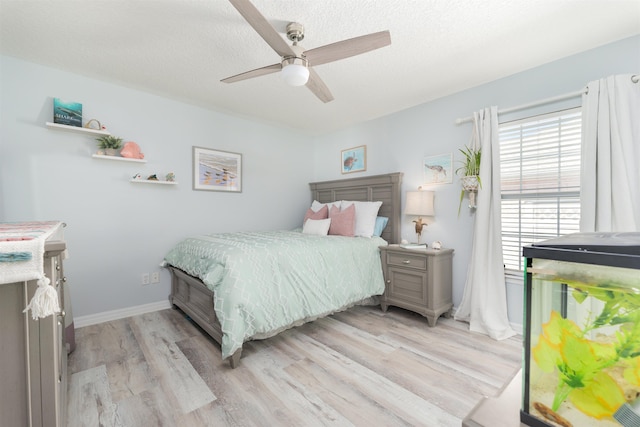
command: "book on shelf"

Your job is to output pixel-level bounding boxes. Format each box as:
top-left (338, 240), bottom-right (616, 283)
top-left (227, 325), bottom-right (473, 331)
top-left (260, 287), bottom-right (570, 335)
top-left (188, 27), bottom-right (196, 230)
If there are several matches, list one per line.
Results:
top-left (53, 98), bottom-right (82, 127)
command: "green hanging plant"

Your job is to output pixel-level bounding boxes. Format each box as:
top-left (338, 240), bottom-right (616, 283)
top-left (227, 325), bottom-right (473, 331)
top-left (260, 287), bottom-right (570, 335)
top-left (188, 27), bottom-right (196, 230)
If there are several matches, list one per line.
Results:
top-left (456, 145), bottom-right (482, 214)
top-left (456, 145), bottom-right (482, 177)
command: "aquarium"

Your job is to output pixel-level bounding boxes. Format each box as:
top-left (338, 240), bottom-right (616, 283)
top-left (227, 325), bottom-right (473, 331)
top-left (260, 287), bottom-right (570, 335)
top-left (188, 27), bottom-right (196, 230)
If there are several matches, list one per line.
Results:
top-left (522, 233), bottom-right (640, 427)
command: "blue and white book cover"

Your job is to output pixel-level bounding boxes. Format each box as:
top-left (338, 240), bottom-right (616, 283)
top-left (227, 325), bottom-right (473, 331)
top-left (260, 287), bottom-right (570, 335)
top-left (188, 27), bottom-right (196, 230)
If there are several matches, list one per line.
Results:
top-left (53, 98), bottom-right (82, 127)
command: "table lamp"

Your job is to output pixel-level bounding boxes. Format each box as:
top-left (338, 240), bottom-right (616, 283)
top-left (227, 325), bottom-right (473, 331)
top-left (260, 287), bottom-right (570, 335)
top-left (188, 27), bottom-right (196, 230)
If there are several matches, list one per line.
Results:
top-left (405, 190), bottom-right (434, 244)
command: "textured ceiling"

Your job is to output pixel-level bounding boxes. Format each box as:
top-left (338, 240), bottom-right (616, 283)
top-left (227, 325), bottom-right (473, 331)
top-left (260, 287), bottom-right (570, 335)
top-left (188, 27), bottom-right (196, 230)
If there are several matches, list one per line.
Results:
top-left (1, 0), bottom-right (639, 135)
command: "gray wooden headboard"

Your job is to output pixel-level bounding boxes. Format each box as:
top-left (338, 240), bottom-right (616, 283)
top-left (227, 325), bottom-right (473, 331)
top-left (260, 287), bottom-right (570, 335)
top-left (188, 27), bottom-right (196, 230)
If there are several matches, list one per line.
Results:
top-left (309, 172), bottom-right (403, 244)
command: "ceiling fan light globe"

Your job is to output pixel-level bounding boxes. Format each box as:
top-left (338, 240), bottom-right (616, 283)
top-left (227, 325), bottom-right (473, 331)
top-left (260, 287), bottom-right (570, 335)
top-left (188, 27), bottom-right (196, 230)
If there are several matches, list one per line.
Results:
top-left (281, 63), bottom-right (309, 87)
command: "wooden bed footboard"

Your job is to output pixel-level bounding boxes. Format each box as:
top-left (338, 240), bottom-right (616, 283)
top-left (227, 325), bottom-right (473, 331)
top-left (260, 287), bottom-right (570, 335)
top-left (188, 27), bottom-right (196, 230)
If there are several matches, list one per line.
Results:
top-left (167, 266), bottom-right (242, 368)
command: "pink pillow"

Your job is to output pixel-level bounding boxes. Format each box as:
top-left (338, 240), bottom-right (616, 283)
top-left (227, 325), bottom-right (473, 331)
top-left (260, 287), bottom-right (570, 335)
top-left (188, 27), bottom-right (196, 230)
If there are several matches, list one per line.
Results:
top-left (328, 204), bottom-right (355, 237)
top-left (303, 204), bottom-right (328, 224)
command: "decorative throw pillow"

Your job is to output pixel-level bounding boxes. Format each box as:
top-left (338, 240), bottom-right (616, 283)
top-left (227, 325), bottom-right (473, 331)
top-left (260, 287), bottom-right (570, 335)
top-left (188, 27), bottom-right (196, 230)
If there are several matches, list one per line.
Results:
top-left (303, 204), bottom-right (328, 224)
top-left (311, 200), bottom-right (341, 212)
top-left (328, 204), bottom-right (356, 237)
top-left (373, 216), bottom-right (389, 237)
top-left (302, 218), bottom-right (331, 236)
top-left (341, 201), bottom-right (383, 238)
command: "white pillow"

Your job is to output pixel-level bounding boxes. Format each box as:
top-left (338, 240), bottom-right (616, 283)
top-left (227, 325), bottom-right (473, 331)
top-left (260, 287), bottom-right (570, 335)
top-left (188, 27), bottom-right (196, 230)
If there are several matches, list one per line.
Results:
top-left (302, 218), bottom-right (331, 236)
top-left (341, 201), bottom-right (383, 238)
top-left (311, 200), bottom-right (341, 212)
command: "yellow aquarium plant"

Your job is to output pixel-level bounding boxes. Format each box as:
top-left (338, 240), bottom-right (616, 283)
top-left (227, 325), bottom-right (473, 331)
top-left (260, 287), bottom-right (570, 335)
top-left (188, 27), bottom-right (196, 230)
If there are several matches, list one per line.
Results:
top-left (532, 280), bottom-right (640, 420)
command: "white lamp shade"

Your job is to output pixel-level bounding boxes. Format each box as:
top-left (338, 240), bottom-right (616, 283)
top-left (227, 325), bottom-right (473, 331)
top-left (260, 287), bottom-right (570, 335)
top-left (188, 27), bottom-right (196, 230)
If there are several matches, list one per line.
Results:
top-left (281, 63), bottom-right (309, 86)
top-left (404, 191), bottom-right (435, 216)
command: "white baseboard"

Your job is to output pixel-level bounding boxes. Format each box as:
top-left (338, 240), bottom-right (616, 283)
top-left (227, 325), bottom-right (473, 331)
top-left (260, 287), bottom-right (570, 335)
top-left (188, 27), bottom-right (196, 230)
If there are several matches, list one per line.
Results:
top-left (74, 300), bottom-right (172, 328)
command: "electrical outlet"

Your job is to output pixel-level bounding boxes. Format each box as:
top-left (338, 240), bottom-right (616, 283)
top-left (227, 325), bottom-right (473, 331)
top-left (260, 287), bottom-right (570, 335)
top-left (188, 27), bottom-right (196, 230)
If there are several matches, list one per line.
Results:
top-left (142, 273), bottom-right (150, 285)
top-left (151, 271), bottom-right (160, 284)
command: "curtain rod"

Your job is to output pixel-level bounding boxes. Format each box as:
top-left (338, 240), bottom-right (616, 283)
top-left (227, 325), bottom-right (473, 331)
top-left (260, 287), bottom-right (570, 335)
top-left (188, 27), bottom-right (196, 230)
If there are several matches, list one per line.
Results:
top-left (455, 74), bottom-right (639, 125)
top-left (455, 88), bottom-right (585, 125)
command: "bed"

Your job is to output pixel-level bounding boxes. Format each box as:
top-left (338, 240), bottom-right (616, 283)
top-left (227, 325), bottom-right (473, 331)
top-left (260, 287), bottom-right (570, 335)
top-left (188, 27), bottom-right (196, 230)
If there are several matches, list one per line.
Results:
top-left (164, 172), bottom-right (402, 368)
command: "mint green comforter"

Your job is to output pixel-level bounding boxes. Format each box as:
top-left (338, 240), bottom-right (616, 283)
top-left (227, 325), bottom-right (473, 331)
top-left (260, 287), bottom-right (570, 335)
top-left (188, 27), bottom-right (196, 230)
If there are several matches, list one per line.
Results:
top-left (164, 230), bottom-right (386, 359)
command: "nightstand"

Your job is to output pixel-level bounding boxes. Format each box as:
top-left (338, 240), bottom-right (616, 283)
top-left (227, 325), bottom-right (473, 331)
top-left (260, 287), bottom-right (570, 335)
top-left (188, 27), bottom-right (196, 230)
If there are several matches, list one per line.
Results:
top-left (379, 245), bottom-right (454, 326)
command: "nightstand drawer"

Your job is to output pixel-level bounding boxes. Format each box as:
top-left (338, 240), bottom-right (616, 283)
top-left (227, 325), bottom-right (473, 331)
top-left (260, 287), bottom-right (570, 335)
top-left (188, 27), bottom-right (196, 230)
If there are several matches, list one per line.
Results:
top-left (385, 252), bottom-right (427, 270)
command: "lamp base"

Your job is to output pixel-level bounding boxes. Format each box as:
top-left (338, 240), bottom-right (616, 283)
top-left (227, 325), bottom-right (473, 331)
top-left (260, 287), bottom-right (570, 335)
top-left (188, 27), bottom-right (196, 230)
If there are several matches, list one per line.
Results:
top-left (413, 218), bottom-right (427, 244)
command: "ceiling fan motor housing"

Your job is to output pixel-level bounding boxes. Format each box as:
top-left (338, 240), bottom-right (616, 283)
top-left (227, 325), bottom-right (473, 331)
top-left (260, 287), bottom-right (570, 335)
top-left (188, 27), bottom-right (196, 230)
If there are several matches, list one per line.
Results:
top-left (286, 22), bottom-right (304, 42)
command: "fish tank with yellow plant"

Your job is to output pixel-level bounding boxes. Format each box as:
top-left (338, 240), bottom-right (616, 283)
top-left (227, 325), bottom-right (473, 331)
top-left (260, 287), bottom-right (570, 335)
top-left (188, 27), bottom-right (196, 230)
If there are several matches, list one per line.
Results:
top-left (521, 233), bottom-right (640, 427)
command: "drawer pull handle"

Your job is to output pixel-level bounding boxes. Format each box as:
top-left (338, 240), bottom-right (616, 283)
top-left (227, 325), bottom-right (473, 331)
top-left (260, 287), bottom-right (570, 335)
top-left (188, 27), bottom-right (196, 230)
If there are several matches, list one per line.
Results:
top-left (403, 260), bottom-right (411, 264)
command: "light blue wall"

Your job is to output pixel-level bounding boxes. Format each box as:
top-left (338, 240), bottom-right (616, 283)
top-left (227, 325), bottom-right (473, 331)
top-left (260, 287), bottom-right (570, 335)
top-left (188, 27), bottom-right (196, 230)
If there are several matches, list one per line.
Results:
top-left (0, 56), bottom-right (313, 317)
top-left (1, 35), bottom-right (638, 324)
top-left (311, 35), bottom-right (640, 329)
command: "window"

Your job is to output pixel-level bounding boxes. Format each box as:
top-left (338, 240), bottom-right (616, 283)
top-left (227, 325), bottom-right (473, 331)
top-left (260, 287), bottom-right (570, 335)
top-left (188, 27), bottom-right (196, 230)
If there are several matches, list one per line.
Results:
top-left (499, 108), bottom-right (582, 283)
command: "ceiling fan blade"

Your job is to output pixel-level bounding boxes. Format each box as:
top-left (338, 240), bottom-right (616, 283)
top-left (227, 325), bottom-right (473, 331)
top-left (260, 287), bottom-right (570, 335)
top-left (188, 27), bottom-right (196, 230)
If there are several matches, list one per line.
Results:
top-left (228, 0), bottom-right (295, 58)
top-left (304, 31), bottom-right (391, 67)
top-left (221, 63), bottom-right (281, 83)
top-left (306, 68), bottom-right (334, 103)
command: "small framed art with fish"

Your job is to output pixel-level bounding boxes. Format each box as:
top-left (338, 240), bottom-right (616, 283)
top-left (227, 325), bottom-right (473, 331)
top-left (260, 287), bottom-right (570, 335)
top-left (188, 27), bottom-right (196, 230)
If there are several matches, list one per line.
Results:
top-left (341, 145), bottom-right (366, 174)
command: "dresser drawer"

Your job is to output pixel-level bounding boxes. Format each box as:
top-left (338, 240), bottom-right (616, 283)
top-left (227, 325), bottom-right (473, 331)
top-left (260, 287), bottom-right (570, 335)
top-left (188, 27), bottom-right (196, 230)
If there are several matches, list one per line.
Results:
top-left (386, 252), bottom-right (427, 270)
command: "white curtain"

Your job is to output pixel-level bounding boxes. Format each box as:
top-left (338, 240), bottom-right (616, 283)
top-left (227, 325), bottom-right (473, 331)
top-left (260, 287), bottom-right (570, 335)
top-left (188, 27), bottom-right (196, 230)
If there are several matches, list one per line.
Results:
top-left (580, 74), bottom-right (640, 232)
top-left (455, 107), bottom-right (515, 340)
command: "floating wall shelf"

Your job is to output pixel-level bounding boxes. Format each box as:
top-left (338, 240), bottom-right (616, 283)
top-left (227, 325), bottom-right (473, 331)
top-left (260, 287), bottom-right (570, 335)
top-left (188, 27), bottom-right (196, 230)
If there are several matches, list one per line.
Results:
top-left (130, 179), bottom-right (178, 185)
top-left (92, 154), bottom-right (147, 164)
top-left (46, 122), bottom-right (111, 136)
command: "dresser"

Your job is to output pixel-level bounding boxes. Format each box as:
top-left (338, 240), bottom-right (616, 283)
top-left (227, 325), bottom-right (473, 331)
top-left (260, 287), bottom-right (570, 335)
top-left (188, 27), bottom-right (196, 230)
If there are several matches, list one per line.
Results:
top-left (0, 224), bottom-right (68, 427)
top-left (379, 245), bottom-right (454, 326)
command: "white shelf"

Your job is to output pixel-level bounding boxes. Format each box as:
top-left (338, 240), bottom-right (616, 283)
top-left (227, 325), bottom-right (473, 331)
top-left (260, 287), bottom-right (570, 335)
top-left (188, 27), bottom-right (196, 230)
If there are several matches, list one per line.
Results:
top-left (92, 154), bottom-right (147, 163)
top-left (130, 179), bottom-right (178, 185)
top-left (46, 122), bottom-right (110, 136)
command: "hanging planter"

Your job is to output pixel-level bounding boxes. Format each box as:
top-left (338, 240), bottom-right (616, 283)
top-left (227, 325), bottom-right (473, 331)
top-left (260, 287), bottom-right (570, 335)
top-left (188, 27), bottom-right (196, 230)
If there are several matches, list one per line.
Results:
top-left (460, 175), bottom-right (479, 209)
top-left (456, 146), bottom-right (481, 213)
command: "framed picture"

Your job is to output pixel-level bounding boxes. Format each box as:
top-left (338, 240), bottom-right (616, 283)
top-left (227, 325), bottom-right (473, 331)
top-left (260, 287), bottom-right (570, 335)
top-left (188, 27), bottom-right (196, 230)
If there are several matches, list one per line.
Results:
top-left (192, 146), bottom-right (242, 192)
top-left (423, 153), bottom-right (453, 185)
top-left (341, 145), bottom-right (366, 174)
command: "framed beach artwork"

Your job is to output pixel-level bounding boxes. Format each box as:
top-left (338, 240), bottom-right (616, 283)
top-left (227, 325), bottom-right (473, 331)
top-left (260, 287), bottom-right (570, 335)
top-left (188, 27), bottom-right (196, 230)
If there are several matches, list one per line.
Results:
top-left (192, 146), bottom-right (242, 192)
top-left (423, 153), bottom-right (453, 185)
top-left (341, 145), bottom-right (366, 174)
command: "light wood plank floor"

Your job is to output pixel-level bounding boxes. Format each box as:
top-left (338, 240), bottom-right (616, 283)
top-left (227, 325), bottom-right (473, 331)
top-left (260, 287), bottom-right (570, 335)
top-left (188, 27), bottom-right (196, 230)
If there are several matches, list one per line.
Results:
top-left (67, 306), bottom-right (522, 427)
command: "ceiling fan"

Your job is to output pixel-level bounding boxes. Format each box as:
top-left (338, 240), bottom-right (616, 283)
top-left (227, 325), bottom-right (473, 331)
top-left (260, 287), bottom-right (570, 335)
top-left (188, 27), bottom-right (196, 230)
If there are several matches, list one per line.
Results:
top-left (221, 0), bottom-right (391, 103)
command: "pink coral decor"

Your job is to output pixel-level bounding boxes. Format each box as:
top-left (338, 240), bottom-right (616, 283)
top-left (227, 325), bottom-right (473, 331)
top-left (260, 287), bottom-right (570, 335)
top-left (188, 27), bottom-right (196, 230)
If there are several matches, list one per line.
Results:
top-left (120, 141), bottom-right (144, 159)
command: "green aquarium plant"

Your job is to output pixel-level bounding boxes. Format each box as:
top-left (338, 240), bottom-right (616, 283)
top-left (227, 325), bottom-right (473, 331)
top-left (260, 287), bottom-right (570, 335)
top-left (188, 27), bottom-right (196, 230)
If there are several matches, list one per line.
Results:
top-left (532, 280), bottom-right (640, 420)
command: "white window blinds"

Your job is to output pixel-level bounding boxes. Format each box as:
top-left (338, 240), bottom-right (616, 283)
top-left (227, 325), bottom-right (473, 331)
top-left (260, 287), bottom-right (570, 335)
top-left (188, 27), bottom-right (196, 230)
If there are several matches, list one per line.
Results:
top-left (499, 108), bottom-right (582, 278)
